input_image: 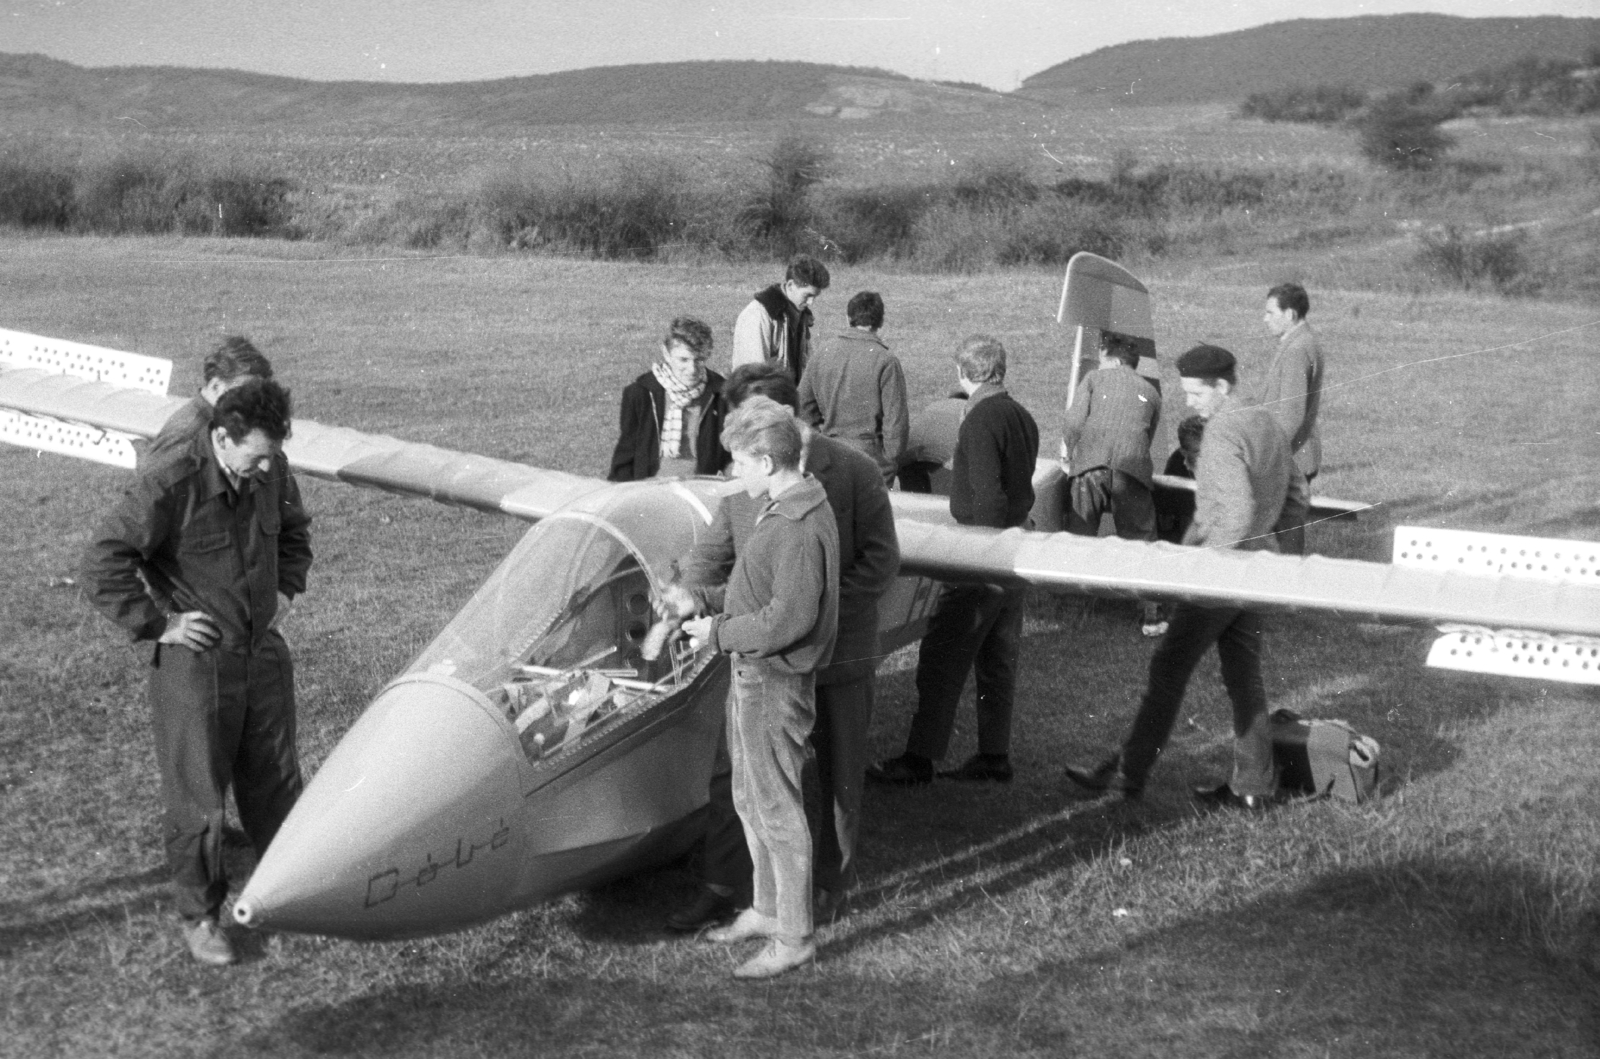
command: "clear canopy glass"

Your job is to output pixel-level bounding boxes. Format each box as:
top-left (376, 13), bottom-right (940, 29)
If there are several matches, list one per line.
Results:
top-left (407, 515), bottom-right (659, 691)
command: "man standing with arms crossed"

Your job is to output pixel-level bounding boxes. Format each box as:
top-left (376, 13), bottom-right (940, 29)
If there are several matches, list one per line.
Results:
top-left (868, 335), bottom-right (1039, 786)
top-left (83, 379), bottom-right (312, 965)
top-left (1258, 283), bottom-right (1323, 554)
top-left (676, 398), bottom-right (839, 979)
top-left (1065, 345), bottom-right (1305, 810)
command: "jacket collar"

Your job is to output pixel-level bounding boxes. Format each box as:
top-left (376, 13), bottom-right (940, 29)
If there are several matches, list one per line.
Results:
top-left (192, 427), bottom-right (258, 504)
top-left (760, 474), bottom-right (828, 522)
top-left (833, 328), bottom-right (889, 352)
top-left (1279, 319), bottom-right (1310, 345)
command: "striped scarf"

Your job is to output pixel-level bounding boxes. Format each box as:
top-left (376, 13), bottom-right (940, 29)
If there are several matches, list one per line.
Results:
top-left (652, 361), bottom-right (706, 462)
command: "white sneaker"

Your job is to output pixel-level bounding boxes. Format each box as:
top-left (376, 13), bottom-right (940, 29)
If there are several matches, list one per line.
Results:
top-left (733, 938), bottom-right (816, 979)
top-left (705, 908), bottom-right (780, 944)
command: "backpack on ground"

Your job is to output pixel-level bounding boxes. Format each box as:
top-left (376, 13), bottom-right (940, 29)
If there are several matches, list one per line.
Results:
top-left (1271, 708), bottom-right (1380, 803)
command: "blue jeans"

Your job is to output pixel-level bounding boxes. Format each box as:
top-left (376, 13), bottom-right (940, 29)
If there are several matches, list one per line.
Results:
top-left (727, 660), bottom-right (816, 944)
top-left (906, 582), bottom-right (1027, 761)
top-left (1120, 603), bottom-right (1275, 797)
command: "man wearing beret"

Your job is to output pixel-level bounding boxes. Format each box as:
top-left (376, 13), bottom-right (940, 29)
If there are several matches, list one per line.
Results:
top-left (1064, 344), bottom-right (1306, 810)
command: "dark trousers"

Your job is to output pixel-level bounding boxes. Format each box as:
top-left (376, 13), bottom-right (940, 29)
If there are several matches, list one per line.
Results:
top-left (1275, 471), bottom-right (1315, 556)
top-left (906, 582), bottom-right (1027, 761)
top-left (1119, 602), bottom-right (1275, 797)
top-left (810, 675), bottom-right (873, 895)
top-left (699, 675), bottom-right (873, 900)
top-left (700, 729), bottom-right (753, 901)
top-left (1065, 468), bottom-right (1156, 541)
top-left (149, 632), bottom-right (302, 921)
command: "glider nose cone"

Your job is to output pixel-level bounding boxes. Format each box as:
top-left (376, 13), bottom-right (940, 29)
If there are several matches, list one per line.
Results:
top-left (235, 673), bottom-right (526, 939)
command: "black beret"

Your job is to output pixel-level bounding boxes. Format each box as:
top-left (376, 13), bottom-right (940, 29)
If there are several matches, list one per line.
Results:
top-left (1175, 344), bottom-right (1236, 380)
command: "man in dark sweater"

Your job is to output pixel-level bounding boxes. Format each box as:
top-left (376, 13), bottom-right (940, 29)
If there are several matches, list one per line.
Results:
top-left (868, 335), bottom-right (1039, 785)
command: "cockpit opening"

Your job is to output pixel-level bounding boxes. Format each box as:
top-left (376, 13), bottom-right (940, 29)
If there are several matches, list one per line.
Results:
top-left (408, 514), bottom-right (706, 763)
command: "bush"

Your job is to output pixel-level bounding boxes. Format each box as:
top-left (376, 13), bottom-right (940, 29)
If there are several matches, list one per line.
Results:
top-left (1355, 96), bottom-right (1456, 171)
top-left (1239, 83), bottom-right (1368, 124)
top-left (952, 159), bottom-right (1039, 208)
top-left (67, 152), bottom-right (298, 236)
top-left (815, 185), bottom-right (933, 263)
top-left (0, 156), bottom-right (74, 229)
top-left (1416, 225), bottom-right (1536, 294)
top-left (478, 160), bottom-right (695, 260)
top-left (1450, 55), bottom-right (1600, 117)
top-left (740, 135), bottom-right (831, 257)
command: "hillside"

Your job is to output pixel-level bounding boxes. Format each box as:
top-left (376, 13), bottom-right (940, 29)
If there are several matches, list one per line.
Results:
top-left (1021, 14), bottom-right (1600, 105)
top-left (0, 53), bottom-right (1016, 134)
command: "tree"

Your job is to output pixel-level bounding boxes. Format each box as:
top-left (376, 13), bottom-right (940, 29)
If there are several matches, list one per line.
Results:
top-left (1354, 95), bottom-right (1455, 171)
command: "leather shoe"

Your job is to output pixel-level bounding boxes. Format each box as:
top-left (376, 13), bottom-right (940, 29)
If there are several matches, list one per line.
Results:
top-left (937, 754), bottom-right (1013, 783)
top-left (1063, 756), bottom-right (1143, 800)
top-left (733, 938), bottom-right (816, 979)
top-left (665, 888), bottom-right (739, 933)
top-left (1192, 781), bottom-right (1274, 812)
top-left (706, 908), bottom-right (780, 944)
top-left (865, 753), bottom-right (933, 786)
top-left (183, 917), bottom-right (237, 967)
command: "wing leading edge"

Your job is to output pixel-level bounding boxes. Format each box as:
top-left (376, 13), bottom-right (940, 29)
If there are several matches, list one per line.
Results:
top-left (889, 508), bottom-right (1600, 640)
top-left (0, 367), bottom-right (608, 522)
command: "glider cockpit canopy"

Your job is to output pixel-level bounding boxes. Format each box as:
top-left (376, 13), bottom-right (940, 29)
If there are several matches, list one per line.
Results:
top-left (407, 479), bottom-right (725, 692)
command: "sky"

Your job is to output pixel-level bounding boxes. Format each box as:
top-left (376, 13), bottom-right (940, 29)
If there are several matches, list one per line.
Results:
top-left (6, 0), bottom-right (1596, 91)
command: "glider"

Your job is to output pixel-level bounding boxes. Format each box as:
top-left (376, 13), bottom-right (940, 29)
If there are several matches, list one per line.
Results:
top-left (2, 258), bottom-right (1593, 941)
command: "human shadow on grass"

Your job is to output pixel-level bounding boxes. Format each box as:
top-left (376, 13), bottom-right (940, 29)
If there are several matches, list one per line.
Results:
top-left (249, 859), bottom-right (1598, 1058)
top-left (959, 859), bottom-right (1600, 1057)
top-left (0, 865), bottom-right (167, 955)
top-left (0, 826), bottom-right (261, 956)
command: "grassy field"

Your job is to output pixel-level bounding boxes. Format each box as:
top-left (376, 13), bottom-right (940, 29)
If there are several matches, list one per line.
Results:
top-left (1, 237), bottom-right (1597, 1058)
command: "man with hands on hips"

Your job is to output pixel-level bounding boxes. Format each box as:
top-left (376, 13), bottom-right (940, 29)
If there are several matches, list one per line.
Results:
top-left (83, 378), bottom-right (312, 968)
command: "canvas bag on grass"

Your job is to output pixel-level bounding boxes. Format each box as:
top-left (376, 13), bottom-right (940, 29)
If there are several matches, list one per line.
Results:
top-left (1270, 708), bottom-right (1380, 803)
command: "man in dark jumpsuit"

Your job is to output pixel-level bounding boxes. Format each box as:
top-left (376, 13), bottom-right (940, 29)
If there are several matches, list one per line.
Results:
top-left (83, 378), bottom-right (311, 966)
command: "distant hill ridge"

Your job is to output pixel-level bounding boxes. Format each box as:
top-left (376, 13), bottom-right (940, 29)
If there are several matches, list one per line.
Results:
top-left (0, 53), bottom-right (1010, 134)
top-left (1022, 13), bottom-right (1600, 105)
